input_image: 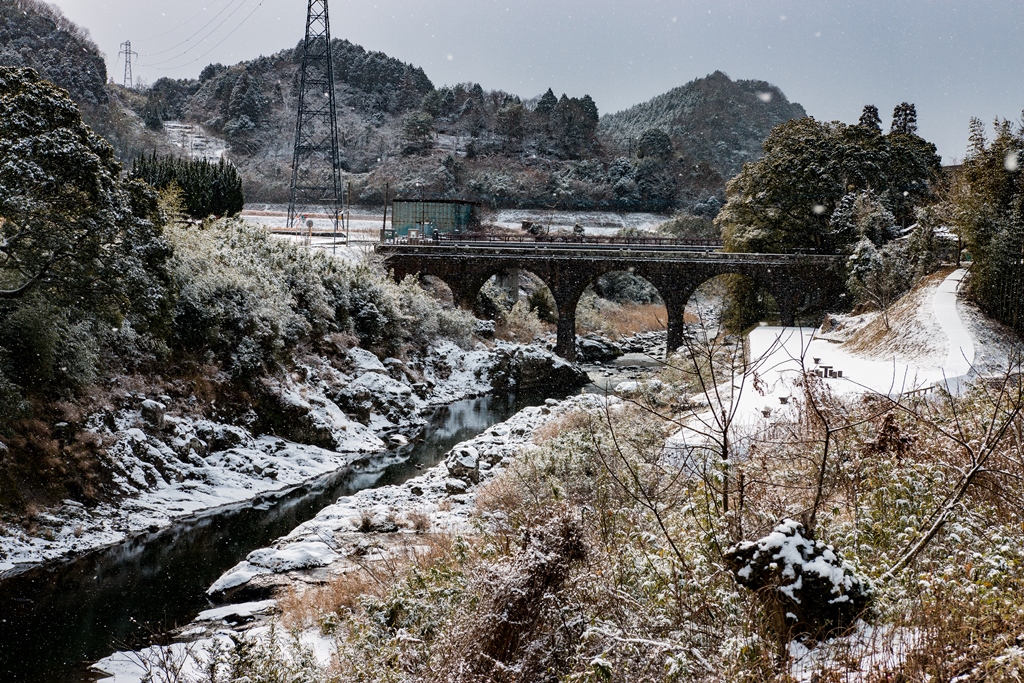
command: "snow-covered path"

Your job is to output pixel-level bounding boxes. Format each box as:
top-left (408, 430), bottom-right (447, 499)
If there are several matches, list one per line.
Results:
top-left (737, 268), bottom-right (978, 425)
top-left (933, 268), bottom-right (975, 376)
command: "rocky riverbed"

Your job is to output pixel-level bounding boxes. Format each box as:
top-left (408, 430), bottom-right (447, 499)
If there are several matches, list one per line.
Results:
top-left (93, 391), bottom-right (618, 682)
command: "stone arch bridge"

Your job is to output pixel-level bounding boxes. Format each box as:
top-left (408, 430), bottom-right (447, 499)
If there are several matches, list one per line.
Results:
top-left (377, 242), bottom-right (846, 361)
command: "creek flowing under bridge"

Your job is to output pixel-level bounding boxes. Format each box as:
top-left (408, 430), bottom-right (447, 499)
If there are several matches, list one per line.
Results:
top-left (376, 239), bottom-right (846, 361)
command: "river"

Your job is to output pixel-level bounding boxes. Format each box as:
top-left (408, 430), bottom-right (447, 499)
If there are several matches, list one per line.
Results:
top-left (0, 393), bottom-right (541, 683)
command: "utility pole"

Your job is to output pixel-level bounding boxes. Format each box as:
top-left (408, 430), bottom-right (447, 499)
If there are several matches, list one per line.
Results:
top-left (118, 41), bottom-right (137, 89)
top-left (287, 0), bottom-right (343, 247)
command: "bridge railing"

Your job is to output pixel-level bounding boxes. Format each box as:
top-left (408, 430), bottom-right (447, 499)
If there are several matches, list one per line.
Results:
top-left (376, 241), bottom-right (844, 264)
top-left (385, 233), bottom-right (725, 248)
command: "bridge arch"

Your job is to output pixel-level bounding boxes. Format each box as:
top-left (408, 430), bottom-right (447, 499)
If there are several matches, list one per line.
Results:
top-left (379, 244), bottom-right (845, 361)
top-left (573, 268), bottom-right (668, 339)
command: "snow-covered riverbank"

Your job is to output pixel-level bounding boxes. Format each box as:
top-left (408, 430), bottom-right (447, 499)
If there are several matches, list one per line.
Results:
top-left (0, 340), bottom-right (583, 576)
top-left (92, 390), bottom-right (613, 682)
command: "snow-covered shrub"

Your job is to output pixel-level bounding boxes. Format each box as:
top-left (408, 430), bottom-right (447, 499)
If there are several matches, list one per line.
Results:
top-left (395, 275), bottom-right (475, 349)
top-left (0, 296), bottom-right (100, 392)
top-left (725, 519), bottom-right (873, 638)
top-left (168, 220), bottom-right (474, 372)
top-left (347, 272), bottom-right (403, 353)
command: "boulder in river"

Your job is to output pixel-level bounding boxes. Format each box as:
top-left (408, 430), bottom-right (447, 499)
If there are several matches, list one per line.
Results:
top-left (488, 343), bottom-right (589, 393)
top-left (576, 334), bottom-right (623, 363)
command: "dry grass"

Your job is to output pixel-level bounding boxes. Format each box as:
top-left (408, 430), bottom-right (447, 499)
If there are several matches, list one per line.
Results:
top-left (278, 569), bottom-right (382, 629)
top-left (604, 303), bottom-right (669, 338)
top-left (531, 408), bottom-right (595, 444)
top-left (576, 301), bottom-right (695, 339)
top-left (404, 508), bottom-right (431, 533)
top-left (495, 301), bottom-right (551, 343)
top-left (279, 533), bottom-right (457, 630)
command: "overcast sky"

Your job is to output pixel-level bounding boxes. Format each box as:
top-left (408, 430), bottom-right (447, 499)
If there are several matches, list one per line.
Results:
top-left (46, 0), bottom-right (1024, 163)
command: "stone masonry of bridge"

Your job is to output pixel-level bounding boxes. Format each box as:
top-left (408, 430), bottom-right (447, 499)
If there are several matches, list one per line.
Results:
top-left (377, 243), bottom-right (847, 361)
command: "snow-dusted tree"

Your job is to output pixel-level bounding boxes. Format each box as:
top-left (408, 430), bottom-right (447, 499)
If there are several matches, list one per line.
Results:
top-left (534, 87), bottom-right (558, 115)
top-left (829, 190), bottom-right (899, 247)
top-left (846, 237), bottom-right (912, 328)
top-left (890, 101), bottom-right (918, 135)
top-left (858, 104), bottom-right (882, 132)
top-left (635, 127), bottom-right (673, 160)
top-left (0, 67), bottom-right (169, 317)
top-left (947, 117), bottom-right (1024, 330)
top-left (717, 115), bottom-right (939, 254)
top-left (495, 102), bottom-right (525, 150)
top-left (401, 111), bottom-right (434, 151)
top-left (0, 67), bottom-right (171, 397)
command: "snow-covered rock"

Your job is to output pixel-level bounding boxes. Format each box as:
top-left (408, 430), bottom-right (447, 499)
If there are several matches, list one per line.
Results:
top-left (140, 400), bottom-right (166, 429)
top-left (446, 445), bottom-right (480, 484)
top-left (348, 347), bottom-right (388, 374)
top-left (489, 342), bottom-right (589, 392)
top-left (576, 334), bottom-right (623, 363)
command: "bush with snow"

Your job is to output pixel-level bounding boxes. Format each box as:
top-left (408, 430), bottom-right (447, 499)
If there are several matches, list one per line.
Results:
top-left (725, 519), bottom-right (873, 638)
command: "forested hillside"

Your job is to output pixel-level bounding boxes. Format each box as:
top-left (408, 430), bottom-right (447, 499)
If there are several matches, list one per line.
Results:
top-left (0, 0), bottom-right (177, 164)
top-left (0, 0), bottom-right (105, 105)
top-left (0, 0), bottom-right (807, 214)
top-left (599, 71), bottom-right (808, 184)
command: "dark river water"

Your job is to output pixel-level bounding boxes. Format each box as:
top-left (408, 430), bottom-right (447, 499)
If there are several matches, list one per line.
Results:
top-left (0, 393), bottom-right (538, 683)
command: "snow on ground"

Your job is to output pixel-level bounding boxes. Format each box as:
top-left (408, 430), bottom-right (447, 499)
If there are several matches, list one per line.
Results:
top-left (788, 621), bottom-right (921, 682)
top-left (741, 268), bottom-right (1009, 420)
top-left (93, 626), bottom-right (335, 683)
top-left (0, 431), bottom-right (373, 576)
top-left (665, 268), bottom-right (1018, 455)
top-left (492, 208), bottom-right (668, 235)
top-left (163, 121), bottom-right (226, 162)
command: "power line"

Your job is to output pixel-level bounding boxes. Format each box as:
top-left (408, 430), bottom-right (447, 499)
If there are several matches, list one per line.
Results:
top-left (143, 0), bottom-right (247, 61)
top-left (146, 0), bottom-right (268, 72)
top-left (141, 0), bottom-right (229, 42)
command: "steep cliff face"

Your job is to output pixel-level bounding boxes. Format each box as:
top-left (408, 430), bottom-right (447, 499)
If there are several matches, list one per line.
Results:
top-left (599, 71), bottom-right (807, 180)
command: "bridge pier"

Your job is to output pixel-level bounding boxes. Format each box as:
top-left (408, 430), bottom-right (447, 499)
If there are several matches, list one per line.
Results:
top-left (666, 311), bottom-right (686, 356)
top-left (658, 286), bottom-right (696, 357)
top-left (773, 287), bottom-right (802, 328)
top-left (555, 312), bottom-right (577, 361)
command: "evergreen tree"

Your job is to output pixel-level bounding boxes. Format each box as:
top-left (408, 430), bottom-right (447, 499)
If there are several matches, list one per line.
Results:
top-left (0, 67), bottom-right (172, 398)
top-left (401, 111), bottom-right (434, 150)
top-left (131, 153), bottom-right (243, 218)
top-left (717, 115), bottom-right (939, 254)
top-left (535, 88), bottom-right (558, 115)
top-left (891, 102), bottom-right (918, 135)
top-left (635, 128), bottom-right (673, 160)
top-left (858, 104), bottom-right (881, 132)
top-left (946, 117), bottom-right (1024, 330)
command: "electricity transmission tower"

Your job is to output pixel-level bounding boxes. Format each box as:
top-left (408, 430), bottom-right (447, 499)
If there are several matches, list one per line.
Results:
top-left (287, 0), bottom-right (344, 248)
top-left (118, 41), bottom-right (137, 88)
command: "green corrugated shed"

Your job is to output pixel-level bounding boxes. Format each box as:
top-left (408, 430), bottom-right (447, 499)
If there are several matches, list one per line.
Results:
top-left (389, 199), bottom-right (478, 238)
